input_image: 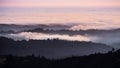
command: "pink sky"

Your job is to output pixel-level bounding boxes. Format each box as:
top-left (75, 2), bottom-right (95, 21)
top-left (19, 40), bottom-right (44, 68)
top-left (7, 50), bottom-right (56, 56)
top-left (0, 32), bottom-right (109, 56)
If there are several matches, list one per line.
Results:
top-left (0, 0), bottom-right (120, 8)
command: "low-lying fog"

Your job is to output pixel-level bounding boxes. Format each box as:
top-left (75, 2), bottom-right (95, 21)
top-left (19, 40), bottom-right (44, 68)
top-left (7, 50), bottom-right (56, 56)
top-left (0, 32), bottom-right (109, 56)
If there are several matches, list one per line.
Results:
top-left (0, 32), bottom-right (120, 48)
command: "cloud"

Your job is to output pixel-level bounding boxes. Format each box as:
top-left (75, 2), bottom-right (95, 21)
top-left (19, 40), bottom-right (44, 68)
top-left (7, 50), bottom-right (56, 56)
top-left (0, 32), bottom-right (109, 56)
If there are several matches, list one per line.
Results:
top-left (69, 19), bottom-right (120, 30)
top-left (5, 32), bottom-right (91, 41)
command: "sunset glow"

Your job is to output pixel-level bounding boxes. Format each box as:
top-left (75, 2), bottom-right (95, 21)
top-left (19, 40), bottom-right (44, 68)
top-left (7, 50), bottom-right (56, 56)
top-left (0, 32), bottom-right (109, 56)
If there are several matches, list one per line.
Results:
top-left (0, 0), bottom-right (120, 30)
top-left (0, 0), bottom-right (120, 8)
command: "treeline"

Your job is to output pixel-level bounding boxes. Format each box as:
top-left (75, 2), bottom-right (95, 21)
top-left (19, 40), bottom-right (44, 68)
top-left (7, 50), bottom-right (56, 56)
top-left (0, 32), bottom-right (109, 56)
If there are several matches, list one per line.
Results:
top-left (0, 36), bottom-right (108, 47)
top-left (0, 49), bottom-right (120, 68)
top-left (26, 27), bottom-right (120, 35)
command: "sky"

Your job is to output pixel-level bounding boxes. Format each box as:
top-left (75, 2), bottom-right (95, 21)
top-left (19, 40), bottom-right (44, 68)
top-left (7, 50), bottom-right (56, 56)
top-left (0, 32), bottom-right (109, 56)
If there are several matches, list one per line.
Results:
top-left (0, 0), bottom-right (120, 29)
top-left (0, 0), bottom-right (120, 8)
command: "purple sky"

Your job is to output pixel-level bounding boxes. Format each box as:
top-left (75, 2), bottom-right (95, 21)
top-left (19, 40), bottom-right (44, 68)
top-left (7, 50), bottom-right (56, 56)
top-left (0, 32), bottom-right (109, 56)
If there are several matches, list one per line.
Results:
top-left (0, 0), bottom-right (120, 8)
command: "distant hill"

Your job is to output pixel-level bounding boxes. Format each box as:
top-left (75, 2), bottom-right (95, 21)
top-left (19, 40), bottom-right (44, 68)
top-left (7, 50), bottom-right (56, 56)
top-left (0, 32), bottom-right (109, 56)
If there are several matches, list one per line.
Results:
top-left (0, 24), bottom-right (72, 32)
top-left (0, 37), bottom-right (112, 58)
top-left (26, 27), bottom-right (120, 35)
top-left (1, 24), bottom-right (120, 35)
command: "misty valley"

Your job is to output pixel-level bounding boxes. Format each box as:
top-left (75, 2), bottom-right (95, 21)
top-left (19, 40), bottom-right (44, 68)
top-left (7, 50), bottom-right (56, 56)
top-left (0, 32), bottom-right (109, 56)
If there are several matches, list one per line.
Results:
top-left (1, 24), bottom-right (120, 48)
top-left (0, 24), bottom-right (120, 68)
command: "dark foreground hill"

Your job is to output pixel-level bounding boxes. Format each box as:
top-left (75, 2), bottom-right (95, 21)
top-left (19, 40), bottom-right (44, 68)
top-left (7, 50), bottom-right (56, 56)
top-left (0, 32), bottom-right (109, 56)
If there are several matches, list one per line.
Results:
top-left (0, 49), bottom-right (120, 68)
top-left (0, 37), bottom-right (112, 58)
